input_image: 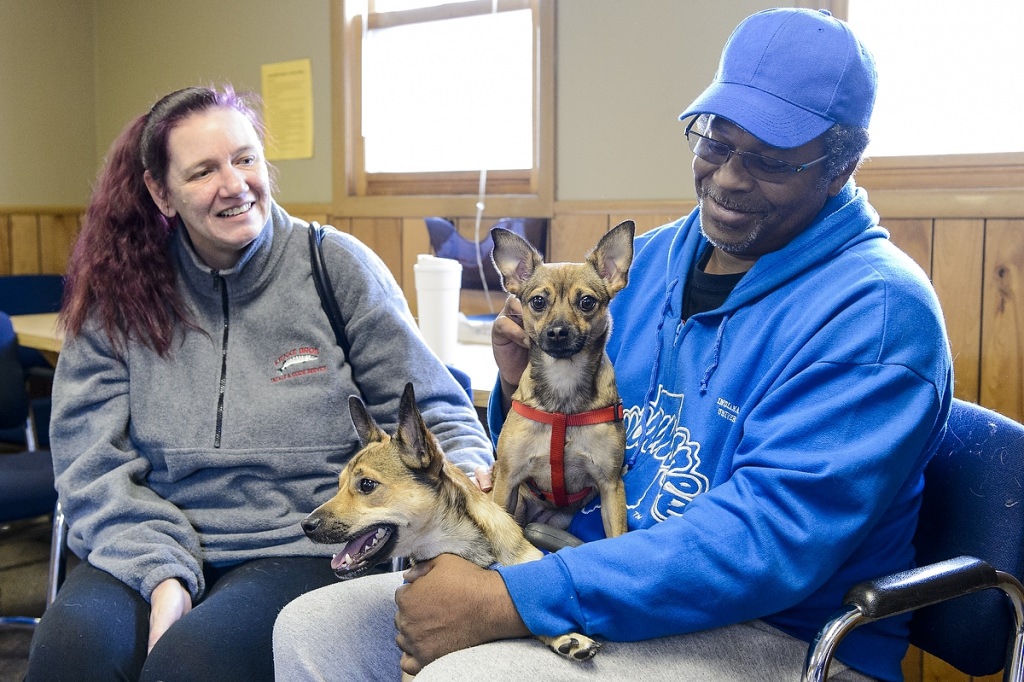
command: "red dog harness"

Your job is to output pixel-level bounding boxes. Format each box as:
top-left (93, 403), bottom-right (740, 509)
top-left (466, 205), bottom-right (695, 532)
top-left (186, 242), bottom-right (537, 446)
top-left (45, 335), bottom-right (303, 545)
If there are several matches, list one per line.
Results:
top-left (510, 400), bottom-right (625, 507)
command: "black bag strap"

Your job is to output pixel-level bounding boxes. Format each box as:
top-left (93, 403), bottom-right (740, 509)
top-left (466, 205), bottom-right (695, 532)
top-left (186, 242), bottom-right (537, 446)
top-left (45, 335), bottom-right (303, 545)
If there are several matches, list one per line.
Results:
top-left (309, 222), bottom-right (473, 407)
top-left (308, 222), bottom-right (352, 361)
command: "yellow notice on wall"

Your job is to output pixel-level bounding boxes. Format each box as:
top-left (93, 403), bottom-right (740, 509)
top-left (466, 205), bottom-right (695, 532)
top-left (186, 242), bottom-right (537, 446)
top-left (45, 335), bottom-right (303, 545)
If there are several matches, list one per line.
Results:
top-left (261, 59), bottom-right (314, 160)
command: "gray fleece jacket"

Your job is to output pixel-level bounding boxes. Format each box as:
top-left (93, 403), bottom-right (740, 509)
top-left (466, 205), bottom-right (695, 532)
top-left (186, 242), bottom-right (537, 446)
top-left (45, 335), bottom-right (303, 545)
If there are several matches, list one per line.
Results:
top-left (50, 202), bottom-right (493, 602)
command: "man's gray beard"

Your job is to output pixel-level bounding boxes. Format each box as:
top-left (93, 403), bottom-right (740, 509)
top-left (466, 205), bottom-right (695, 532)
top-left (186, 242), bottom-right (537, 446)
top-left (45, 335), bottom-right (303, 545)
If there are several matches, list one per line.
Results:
top-left (697, 196), bottom-right (762, 255)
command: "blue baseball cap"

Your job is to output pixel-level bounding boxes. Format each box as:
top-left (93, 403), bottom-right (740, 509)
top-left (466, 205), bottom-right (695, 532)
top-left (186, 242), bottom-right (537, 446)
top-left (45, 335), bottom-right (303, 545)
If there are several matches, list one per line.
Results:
top-left (678, 8), bottom-right (877, 149)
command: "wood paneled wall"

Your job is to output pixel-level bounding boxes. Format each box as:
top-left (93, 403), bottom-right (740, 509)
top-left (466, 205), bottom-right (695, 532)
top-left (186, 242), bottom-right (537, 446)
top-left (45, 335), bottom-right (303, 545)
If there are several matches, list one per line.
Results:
top-left (10, 204), bottom-right (1019, 430)
top-left (4, 203), bottom-right (1018, 682)
top-left (292, 206), bottom-right (1024, 426)
top-left (0, 211), bottom-right (80, 276)
top-left (886, 217), bottom-right (1024, 429)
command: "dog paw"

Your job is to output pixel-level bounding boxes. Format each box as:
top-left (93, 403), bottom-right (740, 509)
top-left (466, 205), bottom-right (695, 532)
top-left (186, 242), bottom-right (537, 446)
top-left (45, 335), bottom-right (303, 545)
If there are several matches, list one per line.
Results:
top-left (545, 633), bottom-right (602, 661)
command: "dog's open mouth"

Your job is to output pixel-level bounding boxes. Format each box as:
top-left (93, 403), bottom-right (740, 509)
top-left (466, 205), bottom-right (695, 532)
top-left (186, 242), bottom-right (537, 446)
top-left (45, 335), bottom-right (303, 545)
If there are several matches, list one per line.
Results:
top-left (330, 524), bottom-right (397, 580)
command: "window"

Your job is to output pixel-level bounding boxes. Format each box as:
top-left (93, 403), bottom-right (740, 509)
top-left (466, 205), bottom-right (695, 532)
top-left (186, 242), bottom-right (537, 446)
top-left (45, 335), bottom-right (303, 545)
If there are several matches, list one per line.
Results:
top-left (846, 0), bottom-right (1024, 157)
top-left (334, 0), bottom-right (554, 215)
top-left (834, 0), bottom-right (1024, 192)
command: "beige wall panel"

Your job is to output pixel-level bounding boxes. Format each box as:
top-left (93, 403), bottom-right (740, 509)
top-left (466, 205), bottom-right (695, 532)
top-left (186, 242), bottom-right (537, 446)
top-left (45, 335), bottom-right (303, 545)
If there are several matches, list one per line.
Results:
top-left (0, 216), bottom-right (10, 276)
top-left (454, 217), bottom-right (494, 244)
top-left (460, 290), bottom-right (506, 318)
top-left (402, 217), bottom-right (432, 318)
top-left (454, 217), bottom-right (509, 307)
top-left (899, 648), bottom-right (922, 682)
top-left (920, 654), bottom-right (972, 682)
top-left (609, 213), bottom-right (681, 237)
top-left (10, 215), bottom-right (41, 275)
top-left (932, 220), bottom-right (984, 403)
top-left (290, 212), bottom-right (331, 229)
top-left (38, 213), bottom-right (80, 275)
top-left (549, 215), bottom-right (608, 263)
top-left (326, 216), bottom-right (353, 235)
top-left (885, 218), bottom-right (933, 275)
top-left (349, 219), bottom-right (403, 284)
top-left (981, 219), bottom-right (1024, 421)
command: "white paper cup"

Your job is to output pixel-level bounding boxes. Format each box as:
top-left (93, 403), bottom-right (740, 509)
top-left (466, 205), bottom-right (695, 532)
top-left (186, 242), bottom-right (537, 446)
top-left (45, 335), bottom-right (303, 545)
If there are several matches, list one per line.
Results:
top-left (414, 254), bottom-right (462, 363)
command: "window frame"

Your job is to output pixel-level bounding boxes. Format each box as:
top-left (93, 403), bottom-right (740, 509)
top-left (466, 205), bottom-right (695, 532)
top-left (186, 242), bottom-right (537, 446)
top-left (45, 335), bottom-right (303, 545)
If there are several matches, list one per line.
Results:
top-left (331, 0), bottom-right (554, 217)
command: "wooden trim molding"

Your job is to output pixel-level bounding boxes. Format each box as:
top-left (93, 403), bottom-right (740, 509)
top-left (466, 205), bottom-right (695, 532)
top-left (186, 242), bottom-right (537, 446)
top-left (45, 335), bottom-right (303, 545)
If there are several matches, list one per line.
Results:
top-left (859, 187), bottom-right (1024, 220)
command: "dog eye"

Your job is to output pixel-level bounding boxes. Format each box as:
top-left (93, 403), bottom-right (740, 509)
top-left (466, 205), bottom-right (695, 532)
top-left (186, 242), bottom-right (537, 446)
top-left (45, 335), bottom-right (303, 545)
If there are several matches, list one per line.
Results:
top-left (578, 295), bottom-right (597, 312)
top-left (529, 295), bottom-right (547, 313)
top-left (357, 478), bottom-right (379, 494)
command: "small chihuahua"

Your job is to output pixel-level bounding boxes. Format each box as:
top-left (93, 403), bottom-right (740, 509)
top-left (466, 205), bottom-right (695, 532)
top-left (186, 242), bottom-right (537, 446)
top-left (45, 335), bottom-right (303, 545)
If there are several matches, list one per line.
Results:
top-left (302, 383), bottom-right (603, 663)
top-left (490, 220), bottom-right (634, 538)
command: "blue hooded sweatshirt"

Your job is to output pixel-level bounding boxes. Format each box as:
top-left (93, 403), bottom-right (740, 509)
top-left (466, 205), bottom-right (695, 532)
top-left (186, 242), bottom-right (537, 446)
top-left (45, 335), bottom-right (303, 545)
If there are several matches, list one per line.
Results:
top-left (490, 182), bottom-right (952, 681)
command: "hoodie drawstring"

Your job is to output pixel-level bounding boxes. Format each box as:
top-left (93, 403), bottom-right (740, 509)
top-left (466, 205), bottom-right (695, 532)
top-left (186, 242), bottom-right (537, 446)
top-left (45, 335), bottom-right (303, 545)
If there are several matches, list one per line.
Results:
top-left (699, 313), bottom-right (729, 394)
top-left (629, 278), bottom-right (679, 469)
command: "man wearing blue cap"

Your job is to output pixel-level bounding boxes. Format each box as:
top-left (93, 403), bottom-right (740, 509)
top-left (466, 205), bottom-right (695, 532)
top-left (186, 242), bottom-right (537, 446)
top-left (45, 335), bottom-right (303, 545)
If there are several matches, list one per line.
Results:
top-left (274, 9), bottom-right (951, 681)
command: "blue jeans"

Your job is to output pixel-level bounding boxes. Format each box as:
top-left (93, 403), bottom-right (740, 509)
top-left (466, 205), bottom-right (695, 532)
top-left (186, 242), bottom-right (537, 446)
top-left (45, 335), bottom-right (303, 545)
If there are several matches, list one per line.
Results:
top-left (27, 556), bottom-right (338, 681)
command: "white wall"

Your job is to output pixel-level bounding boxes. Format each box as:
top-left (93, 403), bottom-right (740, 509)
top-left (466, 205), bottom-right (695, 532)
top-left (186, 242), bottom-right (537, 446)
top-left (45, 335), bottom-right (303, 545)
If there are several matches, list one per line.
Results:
top-left (92, 0), bottom-right (333, 205)
top-left (2, 1), bottom-right (789, 207)
top-left (0, 0), bottom-right (96, 205)
top-left (555, 0), bottom-right (778, 201)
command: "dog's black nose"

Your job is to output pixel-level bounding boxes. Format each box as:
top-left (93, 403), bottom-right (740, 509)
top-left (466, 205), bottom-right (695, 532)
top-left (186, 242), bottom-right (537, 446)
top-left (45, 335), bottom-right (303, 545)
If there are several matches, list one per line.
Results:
top-left (545, 325), bottom-right (570, 341)
top-left (301, 516), bottom-right (321, 534)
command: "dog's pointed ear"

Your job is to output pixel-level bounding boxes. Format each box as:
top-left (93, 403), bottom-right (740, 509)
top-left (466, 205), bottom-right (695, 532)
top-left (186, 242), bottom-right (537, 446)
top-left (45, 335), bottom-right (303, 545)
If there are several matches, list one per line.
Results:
top-left (349, 395), bottom-right (387, 446)
top-left (395, 383), bottom-right (444, 475)
top-left (490, 227), bottom-right (544, 296)
top-left (587, 220), bottom-right (635, 296)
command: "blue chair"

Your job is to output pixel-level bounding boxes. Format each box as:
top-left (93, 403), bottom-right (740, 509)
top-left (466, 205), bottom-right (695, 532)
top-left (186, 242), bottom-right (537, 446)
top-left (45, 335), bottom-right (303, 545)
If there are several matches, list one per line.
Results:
top-left (803, 399), bottom-right (1024, 681)
top-left (0, 274), bottom-right (63, 449)
top-left (425, 217), bottom-right (547, 291)
top-left (0, 274), bottom-right (63, 366)
top-left (0, 310), bottom-right (58, 629)
top-left (0, 274), bottom-right (64, 314)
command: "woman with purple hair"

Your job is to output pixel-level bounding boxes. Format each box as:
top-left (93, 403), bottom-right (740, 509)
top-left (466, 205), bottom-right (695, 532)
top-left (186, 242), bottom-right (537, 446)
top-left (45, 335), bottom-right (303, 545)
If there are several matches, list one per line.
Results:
top-left (26, 85), bottom-right (492, 681)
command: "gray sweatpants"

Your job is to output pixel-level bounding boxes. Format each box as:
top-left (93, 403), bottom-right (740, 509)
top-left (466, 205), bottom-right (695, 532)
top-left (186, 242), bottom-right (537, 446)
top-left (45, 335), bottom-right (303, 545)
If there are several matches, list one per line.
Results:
top-left (272, 571), bottom-right (875, 681)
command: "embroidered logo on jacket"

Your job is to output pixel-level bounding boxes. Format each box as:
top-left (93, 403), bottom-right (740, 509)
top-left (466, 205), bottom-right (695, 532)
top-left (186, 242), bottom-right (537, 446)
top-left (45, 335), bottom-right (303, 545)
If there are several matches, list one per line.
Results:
top-left (716, 396), bottom-right (740, 423)
top-left (625, 386), bottom-right (710, 522)
top-left (272, 346), bottom-right (327, 383)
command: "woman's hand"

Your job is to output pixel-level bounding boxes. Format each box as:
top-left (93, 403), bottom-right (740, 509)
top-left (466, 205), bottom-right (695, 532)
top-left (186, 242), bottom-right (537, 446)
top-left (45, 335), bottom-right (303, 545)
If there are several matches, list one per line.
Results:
top-left (394, 554), bottom-right (529, 675)
top-left (474, 466), bottom-right (494, 493)
top-left (491, 296), bottom-right (529, 411)
top-left (148, 578), bottom-right (192, 653)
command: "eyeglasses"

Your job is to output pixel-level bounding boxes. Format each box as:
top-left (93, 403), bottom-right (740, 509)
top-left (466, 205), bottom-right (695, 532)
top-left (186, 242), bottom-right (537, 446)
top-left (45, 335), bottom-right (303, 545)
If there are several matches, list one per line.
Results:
top-left (684, 118), bottom-right (829, 183)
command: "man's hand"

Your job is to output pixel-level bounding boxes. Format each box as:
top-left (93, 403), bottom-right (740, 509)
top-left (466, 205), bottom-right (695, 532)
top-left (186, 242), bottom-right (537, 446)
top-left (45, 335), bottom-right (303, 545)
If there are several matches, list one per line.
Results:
top-left (394, 554), bottom-right (530, 675)
top-left (491, 295), bottom-right (529, 412)
top-left (148, 578), bottom-right (192, 653)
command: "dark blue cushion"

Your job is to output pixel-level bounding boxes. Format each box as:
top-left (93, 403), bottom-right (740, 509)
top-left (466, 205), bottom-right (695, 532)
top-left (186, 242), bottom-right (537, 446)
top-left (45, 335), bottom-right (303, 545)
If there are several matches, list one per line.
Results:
top-left (910, 399), bottom-right (1024, 676)
top-left (0, 449), bottom-right (56, 521)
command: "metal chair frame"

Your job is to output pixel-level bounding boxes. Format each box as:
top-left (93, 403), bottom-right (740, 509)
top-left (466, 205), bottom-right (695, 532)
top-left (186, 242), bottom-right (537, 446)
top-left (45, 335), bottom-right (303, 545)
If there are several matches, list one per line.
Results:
top-left (803, 399), bottom-right (1024, 682)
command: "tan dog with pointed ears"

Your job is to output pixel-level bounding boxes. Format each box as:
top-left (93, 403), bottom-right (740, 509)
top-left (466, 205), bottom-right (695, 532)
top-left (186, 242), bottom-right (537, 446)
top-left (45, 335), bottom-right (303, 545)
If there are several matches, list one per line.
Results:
top-left (301, 383), bottom-right (603, 663)
top-left (490, 220), bottom-right (634, 538)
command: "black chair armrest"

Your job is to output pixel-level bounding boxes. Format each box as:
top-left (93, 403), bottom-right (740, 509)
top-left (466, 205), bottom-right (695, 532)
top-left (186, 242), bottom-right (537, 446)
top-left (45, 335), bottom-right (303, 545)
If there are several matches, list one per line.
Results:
top-left (845, 555), bottom-right (997, 619)
top-left (805, 556), bottom-right (1024, 682)
top-left (524, 522), bottom-right (584, 552)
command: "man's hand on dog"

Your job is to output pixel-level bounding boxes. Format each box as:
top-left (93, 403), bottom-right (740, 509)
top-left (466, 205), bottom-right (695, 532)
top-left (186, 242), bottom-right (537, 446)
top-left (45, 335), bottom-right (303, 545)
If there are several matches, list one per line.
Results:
top-left (491, 295), bottom-right (529, 412)
top-left (394, 553), bottom-right (530, 675)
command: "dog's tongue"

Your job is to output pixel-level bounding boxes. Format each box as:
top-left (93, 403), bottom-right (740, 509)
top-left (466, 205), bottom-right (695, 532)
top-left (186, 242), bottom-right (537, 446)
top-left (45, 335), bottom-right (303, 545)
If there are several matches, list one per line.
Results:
top-left (330, 527), bottom-right (387, 571)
